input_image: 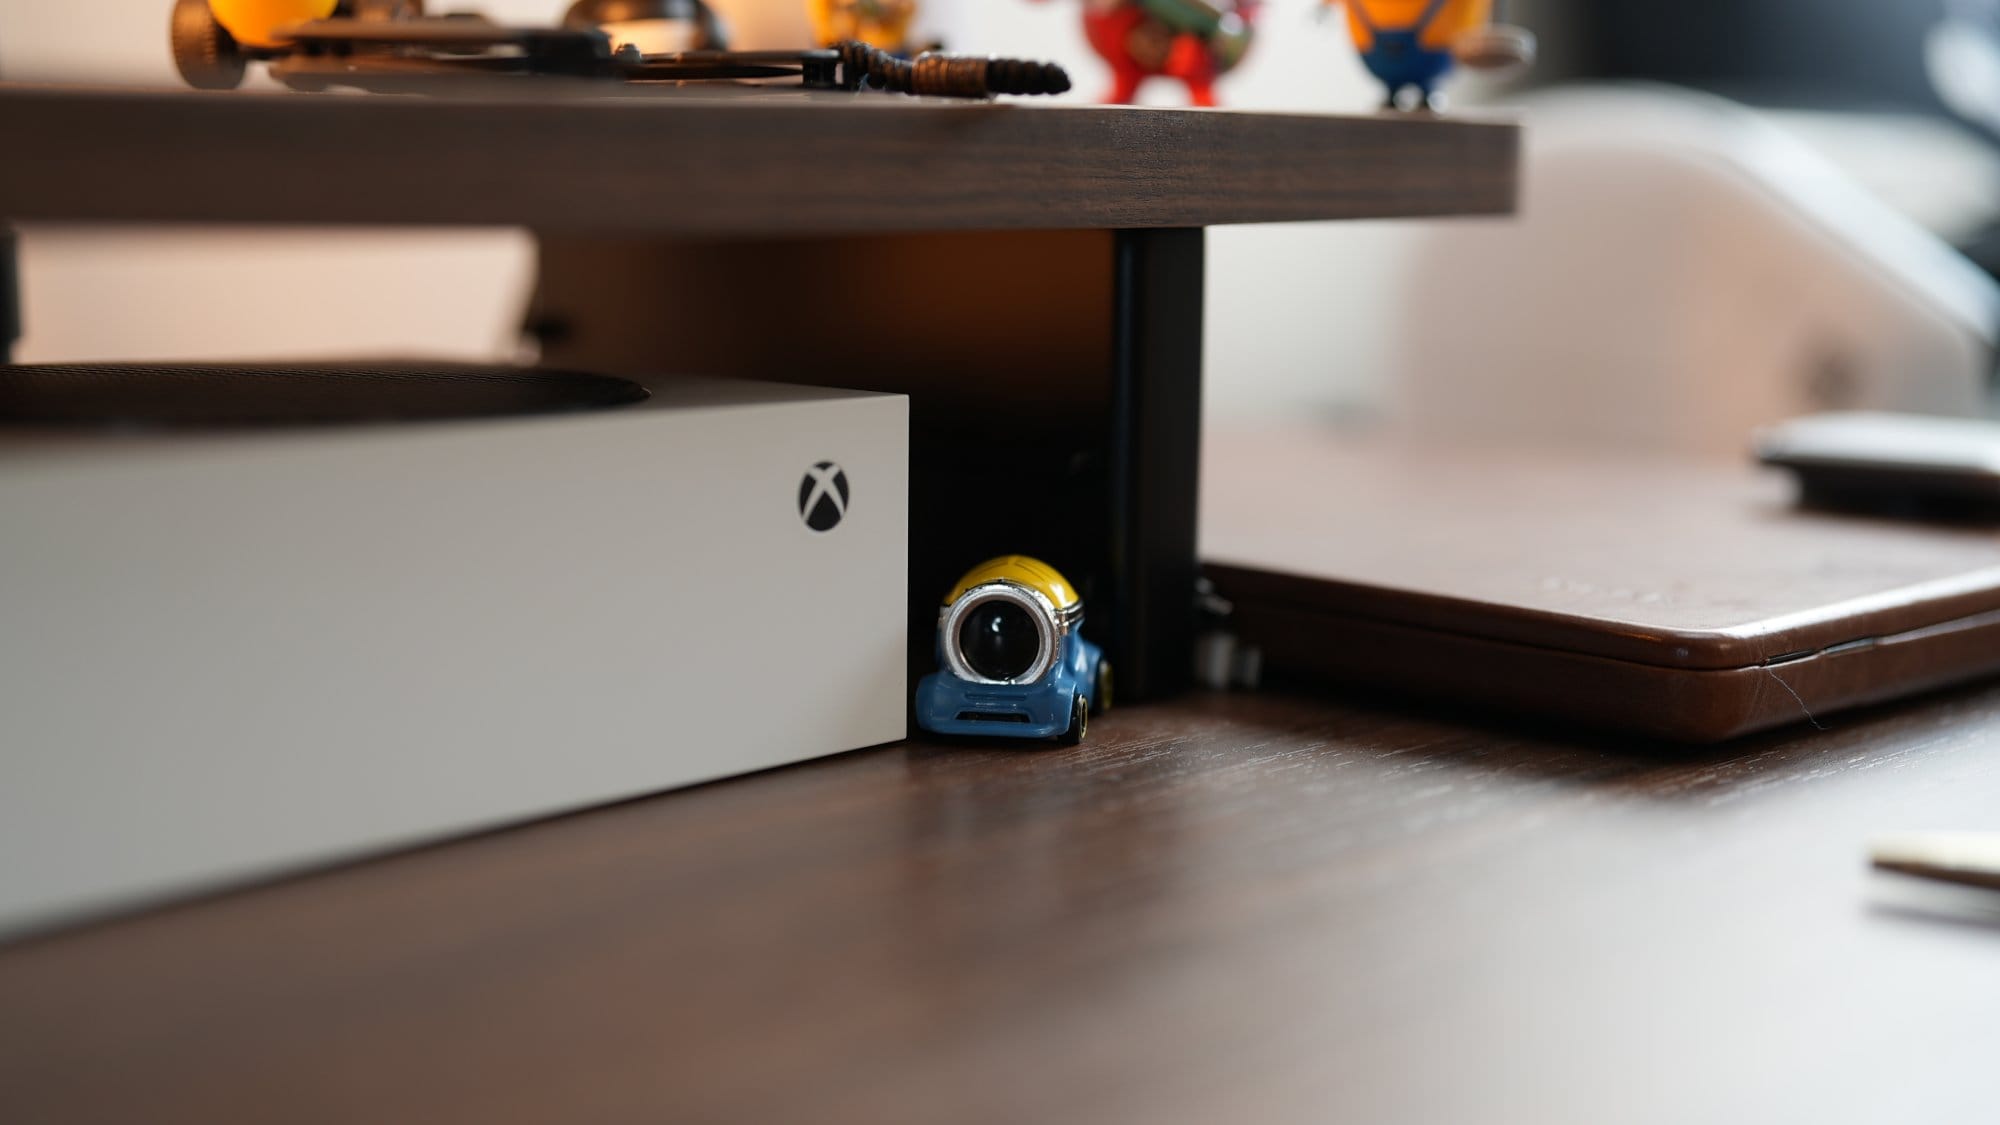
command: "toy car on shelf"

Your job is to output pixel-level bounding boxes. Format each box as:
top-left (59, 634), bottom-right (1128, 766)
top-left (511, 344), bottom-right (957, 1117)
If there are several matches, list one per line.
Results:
top-left (916, 556), bottom-right (1110, 746)
top-left (169, 0), bottom-right (1068, 97)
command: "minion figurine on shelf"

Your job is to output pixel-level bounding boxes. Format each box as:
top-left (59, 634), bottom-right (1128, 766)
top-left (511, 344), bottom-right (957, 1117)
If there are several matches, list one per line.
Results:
top-left (916, 556), bottom-right (1110, 747)
top-left (1326, 0), bottom-right (1534, 110)
top-left (1038, 0), bottom-right (1257, 107)
top-left (808, 0), bottom-right (918, 53)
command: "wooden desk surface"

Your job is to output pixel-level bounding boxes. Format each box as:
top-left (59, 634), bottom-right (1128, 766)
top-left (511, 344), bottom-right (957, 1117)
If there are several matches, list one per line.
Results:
top-left (0, 85), bottom-right (1517, 234)
top-left (4, 687), bottom-right (1998, 1123)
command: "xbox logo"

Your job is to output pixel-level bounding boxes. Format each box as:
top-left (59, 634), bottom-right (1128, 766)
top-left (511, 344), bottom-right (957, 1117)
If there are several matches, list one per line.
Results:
top-left (799, 462), bottom-right (850, 532)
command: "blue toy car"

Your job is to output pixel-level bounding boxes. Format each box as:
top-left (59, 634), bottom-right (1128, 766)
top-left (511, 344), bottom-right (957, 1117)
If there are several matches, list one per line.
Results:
top-left (915, 555), bottom-right (1110, 746)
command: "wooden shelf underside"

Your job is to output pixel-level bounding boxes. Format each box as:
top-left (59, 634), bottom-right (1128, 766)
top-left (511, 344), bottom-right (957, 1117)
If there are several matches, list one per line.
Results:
top-left (0, 85), bottom-right (1519, 234)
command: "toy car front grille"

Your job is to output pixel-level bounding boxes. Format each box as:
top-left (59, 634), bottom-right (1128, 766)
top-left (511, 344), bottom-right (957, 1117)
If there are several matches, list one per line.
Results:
top-left (955, 712), bottom-right (1032, 723)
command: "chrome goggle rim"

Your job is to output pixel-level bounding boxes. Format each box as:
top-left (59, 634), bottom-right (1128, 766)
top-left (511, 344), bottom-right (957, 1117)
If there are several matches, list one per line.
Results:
top-left (941, 580), bottom-right (1065, 686)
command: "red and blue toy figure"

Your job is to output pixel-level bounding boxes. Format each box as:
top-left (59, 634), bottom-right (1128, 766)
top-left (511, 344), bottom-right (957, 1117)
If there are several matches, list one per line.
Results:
top-left (1041, 0), bottom-right (1258, 107)
top-left (1327, 0), bottom-right (1534, 110)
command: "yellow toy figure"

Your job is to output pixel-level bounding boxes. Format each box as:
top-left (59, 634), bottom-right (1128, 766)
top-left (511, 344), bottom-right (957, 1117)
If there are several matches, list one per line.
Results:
top-left (1325, 0), bottom-right (1533, 110)
top-left (808, 0), bottom-right (919, 53)
top-left (205, 0), bottom-right (337, 48)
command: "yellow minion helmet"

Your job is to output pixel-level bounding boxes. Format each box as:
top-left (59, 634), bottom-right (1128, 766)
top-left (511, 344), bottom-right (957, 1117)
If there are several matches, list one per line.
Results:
top-left (943, 555), bottom-right (1082, 619)
top-left (939, 556), bottom-right (1083, 687)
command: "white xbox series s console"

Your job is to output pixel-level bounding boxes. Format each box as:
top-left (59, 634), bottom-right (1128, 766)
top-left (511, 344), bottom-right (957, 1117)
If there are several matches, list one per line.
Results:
top-left (0, 366), bottom-right (907, 935)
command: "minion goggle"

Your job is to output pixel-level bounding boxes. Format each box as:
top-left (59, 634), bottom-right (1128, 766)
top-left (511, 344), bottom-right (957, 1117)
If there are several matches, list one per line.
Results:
top-left (940, 580), bottom-right (1082, 687)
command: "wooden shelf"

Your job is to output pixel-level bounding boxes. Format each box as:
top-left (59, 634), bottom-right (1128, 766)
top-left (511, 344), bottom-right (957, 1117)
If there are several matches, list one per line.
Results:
top-left (0, 84), bottom-right (1518, 234)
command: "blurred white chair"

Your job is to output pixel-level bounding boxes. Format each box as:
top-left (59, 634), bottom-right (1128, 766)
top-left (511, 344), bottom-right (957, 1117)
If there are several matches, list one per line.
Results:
top-left (1388, 85), bottom-right (2000, 455)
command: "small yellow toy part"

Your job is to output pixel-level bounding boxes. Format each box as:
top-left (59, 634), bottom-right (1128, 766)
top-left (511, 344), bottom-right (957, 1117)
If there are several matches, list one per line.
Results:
top-left (207, 0), bottom-right (339, 48)
top-left (1333, 0), bottom-right (1491, 52)
top-left (943, 555), bottom-right (1082, 616)
top-left (807, 0), bottom-right (917, 51)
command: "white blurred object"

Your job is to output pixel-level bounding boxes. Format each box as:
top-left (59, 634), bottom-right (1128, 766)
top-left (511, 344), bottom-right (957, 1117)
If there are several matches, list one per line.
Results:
top-left (1930, 0), bottom-right (2000, 137)
top-left (15, 226), bottom-right (535, 365)
top-left (1758, 108), bottom-right (2000, 244)
top-left (1390, 86), bottom-right (2000, 455)
top-left (1453, 23), bottom-right (1536, 74)
top-left (593, 17), bottom-right (715, 53)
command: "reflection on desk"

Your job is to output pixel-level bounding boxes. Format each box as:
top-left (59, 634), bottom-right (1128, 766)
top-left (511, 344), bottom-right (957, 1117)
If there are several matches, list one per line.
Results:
top-left (3, 687), bottom-right (1999, 1124)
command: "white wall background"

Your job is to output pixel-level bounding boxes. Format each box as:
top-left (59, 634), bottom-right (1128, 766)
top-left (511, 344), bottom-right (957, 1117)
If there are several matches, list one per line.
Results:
top-left (0, 0), bottom-right (1525, 419)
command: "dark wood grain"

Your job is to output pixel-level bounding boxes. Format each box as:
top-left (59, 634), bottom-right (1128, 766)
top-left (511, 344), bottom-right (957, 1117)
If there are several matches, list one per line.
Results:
top-left (4, 686), bottom-right (2000, 1124)
top-left (0, 85), bottom-right (1518, 234)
